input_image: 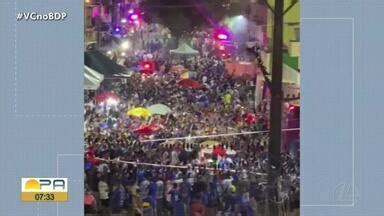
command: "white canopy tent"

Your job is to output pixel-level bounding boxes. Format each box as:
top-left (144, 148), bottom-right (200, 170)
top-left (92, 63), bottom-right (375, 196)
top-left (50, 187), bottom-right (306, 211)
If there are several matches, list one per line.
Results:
top-left (84, 65), bottom-right (104, 90)
top-left (170, 43), bottom-right (199, 55)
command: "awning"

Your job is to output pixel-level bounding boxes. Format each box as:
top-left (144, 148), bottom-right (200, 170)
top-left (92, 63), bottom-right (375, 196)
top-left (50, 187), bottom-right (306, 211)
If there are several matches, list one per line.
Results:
top-left (84, 66), bottom-right (104, 90)
top-left (283, 53), bottom-right (299, 71)
top-left (84, 49), bottom-right (128, 78)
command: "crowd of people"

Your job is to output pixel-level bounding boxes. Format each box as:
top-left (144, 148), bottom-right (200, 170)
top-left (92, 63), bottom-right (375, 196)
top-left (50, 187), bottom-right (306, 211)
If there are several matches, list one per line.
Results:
top-left (84, 25), bottom-right (299, 215)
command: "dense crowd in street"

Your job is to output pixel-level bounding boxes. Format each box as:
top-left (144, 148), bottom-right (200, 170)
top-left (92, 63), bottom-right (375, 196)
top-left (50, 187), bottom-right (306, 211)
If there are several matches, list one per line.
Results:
top-left (84, 24), bottom-right (299, 215)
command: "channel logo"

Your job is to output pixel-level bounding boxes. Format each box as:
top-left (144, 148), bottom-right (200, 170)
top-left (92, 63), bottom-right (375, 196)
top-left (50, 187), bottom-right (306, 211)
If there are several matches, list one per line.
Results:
top-left (21, 178), bottom-right (68, 202)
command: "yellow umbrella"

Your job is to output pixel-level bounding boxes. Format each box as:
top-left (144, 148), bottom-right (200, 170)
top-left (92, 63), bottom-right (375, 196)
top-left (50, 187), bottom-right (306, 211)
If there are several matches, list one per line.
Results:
top-left (127, 107), bottom-right (152, 118)
top-left (200, 140), bottom-right (220, 147)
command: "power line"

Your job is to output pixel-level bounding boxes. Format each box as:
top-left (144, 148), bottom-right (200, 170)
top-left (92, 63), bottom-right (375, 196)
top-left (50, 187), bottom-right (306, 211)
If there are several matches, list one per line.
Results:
top-left (96, 157), bottom-right (267, 176)
top-left (141, 128), bottom-right (300, 143)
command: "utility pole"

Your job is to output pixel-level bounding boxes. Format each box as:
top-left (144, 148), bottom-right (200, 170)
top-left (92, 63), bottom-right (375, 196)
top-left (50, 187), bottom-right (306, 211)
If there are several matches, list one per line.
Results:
top-left (267, 0), bottom-right (284, 215)
top-left (111, 0), bottom-right (119, 26)
top-left (96, 0), bottom-right (102, 47)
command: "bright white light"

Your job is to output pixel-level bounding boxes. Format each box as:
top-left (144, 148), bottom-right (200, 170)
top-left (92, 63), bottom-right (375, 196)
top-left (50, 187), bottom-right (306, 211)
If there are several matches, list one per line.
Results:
top-left (121, 52), bottom-right (126, 57)
top-left (134, 20), bottom-right (140, 25)
top-left (121, 18), bottom-right (127, 23)
top-left (120, 41), bottom-right (131, 50)
top-left (107, 50), bottom-right (112, 55)
top-left (230, 15), bottom-right (247, 33)
top-left (130, 14), bottom-right (139, 20)
top-left (235, 15), bottom-right (245, 20)
top-left (217, 33), bottom-right (228, 40)
top-left (107, 98), bottom-right (119, 106)
top-left (128, 9), bottom-right (134, 14)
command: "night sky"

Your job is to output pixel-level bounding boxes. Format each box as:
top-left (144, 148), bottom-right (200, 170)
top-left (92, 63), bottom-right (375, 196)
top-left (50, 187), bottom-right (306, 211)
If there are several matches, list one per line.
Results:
top-left (140, 0), bottom-right (247, 37)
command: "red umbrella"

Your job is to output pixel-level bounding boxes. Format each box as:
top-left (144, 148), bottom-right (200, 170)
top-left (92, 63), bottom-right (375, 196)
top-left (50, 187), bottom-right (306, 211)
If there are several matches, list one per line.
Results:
top-left (213, 145), bottom-right (226, 157)
top-left (178, 79), bottom-right (201, 89)
top-left (245, 113), bottom-right (256, 124)
top-left (147, 124), bottom-right (163, 131)
top-left (93, 91), bottom-right (119, 103)
top-left (134, 124), bottom-right (163, 135)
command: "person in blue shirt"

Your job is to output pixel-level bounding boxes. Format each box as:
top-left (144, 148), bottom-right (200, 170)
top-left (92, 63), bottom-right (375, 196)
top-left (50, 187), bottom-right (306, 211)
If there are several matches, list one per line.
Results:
top-left (238, 193), bottom-right (255, 216)
top-left (148, 179), bottom-right (158, 198)
top-left (123, 184), bottom-right (133, 212)
top-left (155, 178), bottom-right (166, 216)
top-left (218, 158), bottom-right (229, 170)
top-left (143, 196), bottom-right (155, 216)
top-left (137, 168), bottom-right (145, 184)
top-left (109, 184), bottom-right (125, 214)
top-left (206, 182), bottom-right (219, 215)
top-left (148, 179), bottom-right (158, 216)
top-left (169, 183), bottom-right (185, 216)
top-left (181, 179), bottom-right (192, 215)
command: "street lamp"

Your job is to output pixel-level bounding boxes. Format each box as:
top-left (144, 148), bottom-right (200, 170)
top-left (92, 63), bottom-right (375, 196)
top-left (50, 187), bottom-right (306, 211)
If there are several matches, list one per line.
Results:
top-left (217, 33), bottom-right (229, 40)
top-left (129, 14), bottom-right (139, 20)
top-left (120, 40), bottom-right (131, 50)
top-left (113, 26), bottom-right (122, 35)
top-left (213, 27), bottom-right (231, 42)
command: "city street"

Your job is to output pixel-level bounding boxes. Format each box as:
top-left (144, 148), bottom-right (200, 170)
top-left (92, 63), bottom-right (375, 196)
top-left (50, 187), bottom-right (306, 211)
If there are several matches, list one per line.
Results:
top-left (84, 0), bottom-right (300, 215)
